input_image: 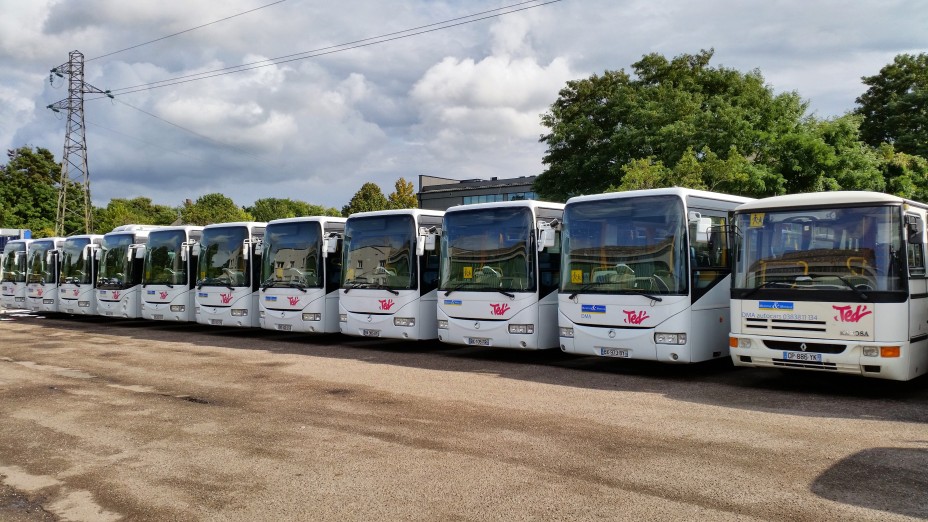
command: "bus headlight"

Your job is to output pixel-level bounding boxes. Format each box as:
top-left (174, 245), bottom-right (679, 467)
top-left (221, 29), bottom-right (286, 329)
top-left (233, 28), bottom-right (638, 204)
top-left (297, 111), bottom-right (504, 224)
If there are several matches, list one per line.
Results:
top-left (78, 301), bottom-right (90, 307)
top-left (730, 337), bottom-right (751, 349)
top-left (394, 317), bottom-right (415, 327)
top-left (170, 305), bottom-right (185, 312)
top-left (339, 314), bottom-right (347, 323)
top-left (43, 299), bottom-right (54, 304)
top-left (302, 313), bottom-right (321, 321)
top-left (437, 319), bottom-right (448, 329)
top-left (230, 309), bottom-right (248, 317)
top-left (259, 310), bottom-right (266, 318)
top-left (655, 333), bottom-right (686, 345)
top-left (559, 327), bottom-right (574, 338)
top-left (862, 346), bottom-right (878, 357)
top-left (509, 324), bottom-right (534, 334)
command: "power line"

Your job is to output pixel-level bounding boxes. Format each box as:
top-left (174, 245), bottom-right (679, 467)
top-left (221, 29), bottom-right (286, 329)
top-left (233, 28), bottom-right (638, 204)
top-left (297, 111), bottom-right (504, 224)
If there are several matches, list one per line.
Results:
top-left (98, 0), bottom-right (563, 98)
top-left (87, 0), bottom-right (289, 62)
top-left (86, 120), bottom-right (207, 162)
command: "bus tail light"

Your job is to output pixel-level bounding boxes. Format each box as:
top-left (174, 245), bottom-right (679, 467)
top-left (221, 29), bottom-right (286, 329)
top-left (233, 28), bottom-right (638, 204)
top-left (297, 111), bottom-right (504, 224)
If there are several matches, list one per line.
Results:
top-left (880, 346), bottom-right (900, 358)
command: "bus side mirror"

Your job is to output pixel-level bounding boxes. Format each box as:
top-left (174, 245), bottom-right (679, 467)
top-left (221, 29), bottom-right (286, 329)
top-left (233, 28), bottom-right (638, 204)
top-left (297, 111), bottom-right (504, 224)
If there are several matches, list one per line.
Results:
top-left (688, 211), bottom-right (702, 223)
top-left (416, 227), bottom-right (438, 256)
top-left (46, 250), bottom-right (54, 264)
top-left (242, 239), bottom-right (251, 261)
top-left (322, 234), bottom-right (340, 258)
top-left (537, 219), bottom-right (559, 251)
top-left (95, 249), bottom-right (102, 261)
top-left (135, 246), bottom-right (145, 259)
top-left (253, 239), bottom-right (263, 257)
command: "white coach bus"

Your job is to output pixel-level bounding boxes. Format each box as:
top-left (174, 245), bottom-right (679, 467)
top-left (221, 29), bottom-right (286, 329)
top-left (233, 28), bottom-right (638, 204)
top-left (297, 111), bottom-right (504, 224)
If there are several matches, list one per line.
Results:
top-left (729, 191), bottom-right (928, 381)
top-left (58, 234), bottom-right (104, 315)
top-left (96, 225), bottom-right (161, 318)
top-left (258, 216), bottom-right (346, 333)
top-left (339, 209), bottom-right (444, 340)
top-left (195, 221), bottom-right (266, 328)
top-left (141, 226), bottom-right (204, 322)
top-left (25, 237), bottom-right (66, 313)
top-left (1, 238), bottom-right (32, 310)
top-left (559, 188), bottom-right (751, 363)
top-left (437, 200), bottom-right (564, 349)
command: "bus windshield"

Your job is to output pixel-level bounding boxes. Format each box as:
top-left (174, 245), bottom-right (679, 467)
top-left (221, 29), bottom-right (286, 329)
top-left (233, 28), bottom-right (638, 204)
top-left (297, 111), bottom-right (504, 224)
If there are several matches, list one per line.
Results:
top-left (342, 215), bottom-right (416, 290)
top-left (560, 195), bottom-right (688, 295)
top-left (1, 242), bottom-right (27, 283)
top-left (60, 238), bottom-right (92, 285)
top-left (440, 206), bottom-right (534, 293)
top-left (98, 234), bottom-right (134, 288)
top-left (197, 226), bottom-right (249, 288)
top-left (144, 229), bottom-right (188, 286)
top-left (27, 241), bottom-right (56, 284)
top-left (261, 221), bottom-right (323, 290)
top-left (733, 205), bottom-right (905, 292)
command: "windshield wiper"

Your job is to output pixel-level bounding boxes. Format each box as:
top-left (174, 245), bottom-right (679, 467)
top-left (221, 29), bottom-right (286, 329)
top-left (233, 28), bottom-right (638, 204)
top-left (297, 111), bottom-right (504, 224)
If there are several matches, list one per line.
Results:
top-left (805, 273), bottom-right (869, 300)
top-left (288, 281), bottom-right (308, 293)
top-left (567, 281), bottom-right (613, 300)
top-left (197, 277), bottom-right (233, 291)
top-left (443, 282), bottom-right (475, 296)
top-left (373, 282), bottom-right (400, 295)
top-left (742, 280), bottom-right (791, 299)
top-left (497, 290), bottom-right (515, 299)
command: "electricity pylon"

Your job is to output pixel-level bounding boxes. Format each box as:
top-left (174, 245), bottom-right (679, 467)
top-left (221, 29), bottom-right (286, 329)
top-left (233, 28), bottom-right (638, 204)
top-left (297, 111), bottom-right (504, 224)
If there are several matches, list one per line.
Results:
top-left (47, 50), bottom-right (112, 236)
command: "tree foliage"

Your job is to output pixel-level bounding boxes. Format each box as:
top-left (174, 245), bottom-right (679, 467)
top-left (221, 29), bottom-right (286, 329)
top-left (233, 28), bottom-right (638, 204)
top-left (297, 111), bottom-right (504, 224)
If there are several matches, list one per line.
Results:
top-left (245, 198), bottom-right (341, 222)
top-left (93, 197), bottom-right (178, 234)
top-left (180, 193), bottom-right (253, 225)
top-left (856, 53), bottom-right (928, 157)
top-left (535, 50), bottom-right (809, 200)
top-left (388, 177), bottom-right (418, 209)
top-left (0, 146), bottom-right (81, 237)
top-left (341, 182), bottom-right (390, 216)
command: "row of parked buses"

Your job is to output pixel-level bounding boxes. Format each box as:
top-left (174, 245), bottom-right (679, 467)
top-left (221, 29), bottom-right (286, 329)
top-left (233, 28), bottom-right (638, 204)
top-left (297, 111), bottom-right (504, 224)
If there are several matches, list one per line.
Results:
top-left (3, 188), bottom-right (928, 381)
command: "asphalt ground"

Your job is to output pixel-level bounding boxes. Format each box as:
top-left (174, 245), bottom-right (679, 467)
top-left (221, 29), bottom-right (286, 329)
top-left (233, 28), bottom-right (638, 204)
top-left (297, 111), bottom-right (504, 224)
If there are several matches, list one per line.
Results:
top-left (0, 310), bottom-right (926, 521)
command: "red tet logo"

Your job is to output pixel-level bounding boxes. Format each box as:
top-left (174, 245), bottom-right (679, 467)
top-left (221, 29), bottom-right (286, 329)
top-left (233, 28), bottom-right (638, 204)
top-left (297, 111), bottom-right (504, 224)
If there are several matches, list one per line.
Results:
top-left (73, 289), bottom-right (79, 296)
top-left (112, 290), bottom-right (120, 300)
top-left (623, 310), bottom-right (650, 325)
top-left (833, 304), bottom-right (872, 323)
top-left (159, 291), bottom-right (169, 300)
top-left (379, 298), bottom-right (395, 311)
top-left (37, 288), bottom-right (44, 297)
top-left (288, 296), bottom-right (300, 306)
top-left (220, 293), bottom-right (233, 304)
top-left (490, 303), bottom-right (510, 316)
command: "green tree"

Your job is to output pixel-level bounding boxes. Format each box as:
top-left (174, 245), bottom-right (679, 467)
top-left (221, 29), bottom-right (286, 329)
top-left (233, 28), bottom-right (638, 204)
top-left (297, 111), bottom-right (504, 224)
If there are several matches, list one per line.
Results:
top-left (0, 146), bottom-right (75, 237)
top-left (93, 197), bottom-right (177, 233)
top-left (180, 193), bottom-right (253, 225)
top-left (856, 53), bottom-right (928, 157)
top-left (341, 182), bottom-right (390, 216)
top-left (245, 198), bottom-right (340, 222)
top-left (535, 49), bottom-right (808, 200)
top-left (879, 146), bottom-right (928, 201)
top-left (388, 177), bottom-right (418, 209)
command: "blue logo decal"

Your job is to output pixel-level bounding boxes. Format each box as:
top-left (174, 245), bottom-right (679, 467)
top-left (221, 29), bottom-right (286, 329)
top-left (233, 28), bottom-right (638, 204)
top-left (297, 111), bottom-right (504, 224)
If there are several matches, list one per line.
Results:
top-left (265, 296), bottom-right (278, 301)
top-left (443, 299), bottom-right (462, 305)
top-left (581, 304), bottom-right (607, 313)
top-left (197, 292), bottom-right (208, 298)
top-left (147, 290), bottom-right (155, 295)
top-left (759, 301), bottom-right (794, 310)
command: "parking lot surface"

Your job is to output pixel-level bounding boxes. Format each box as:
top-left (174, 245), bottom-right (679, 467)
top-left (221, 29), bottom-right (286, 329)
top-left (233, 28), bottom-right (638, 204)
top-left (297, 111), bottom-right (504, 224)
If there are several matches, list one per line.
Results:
top-left (1, 311), bottom-right (927, 521)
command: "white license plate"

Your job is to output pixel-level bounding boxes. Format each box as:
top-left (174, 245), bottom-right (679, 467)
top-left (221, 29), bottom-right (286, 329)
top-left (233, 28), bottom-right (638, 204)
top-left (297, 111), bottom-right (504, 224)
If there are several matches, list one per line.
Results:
top-left (467, 337), bottom-right (491, 346)
top-left (783, 351), bottom-right (822, 362)
top-left (277, 324), bottom-right (292, 331)
top-left (104, 311), bottom-right (114, 316)
top-left (67, 309), bottom-right (74, 314)
top-left (209, 319), bottom-right (223, 325)
top-left (600, 348), bottom-right (630, 358)
top-left (361, 329), bottom-right (380, 337)
top-left (153, 314), bottom-right (163, 320)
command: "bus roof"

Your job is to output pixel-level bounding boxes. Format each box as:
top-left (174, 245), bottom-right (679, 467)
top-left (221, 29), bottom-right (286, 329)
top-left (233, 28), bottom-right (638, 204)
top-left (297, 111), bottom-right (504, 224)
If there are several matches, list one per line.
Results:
top-left (566, 187), bottom-right (752, 206)
top-left (201, 221), bottom-right (268, 229)
top-left (444, 199), bottom-right (564, 214)
top-left (735, 191), bottom-right (928, 212)
top-left (347, 208), bottom-right (444, 219)
top-left (266, 216), bottom-right (347, 226)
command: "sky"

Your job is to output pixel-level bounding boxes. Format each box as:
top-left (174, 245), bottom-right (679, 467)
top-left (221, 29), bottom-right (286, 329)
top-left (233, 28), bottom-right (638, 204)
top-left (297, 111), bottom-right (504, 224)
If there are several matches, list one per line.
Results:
top-left (1, 0), bottom-right (926, 211)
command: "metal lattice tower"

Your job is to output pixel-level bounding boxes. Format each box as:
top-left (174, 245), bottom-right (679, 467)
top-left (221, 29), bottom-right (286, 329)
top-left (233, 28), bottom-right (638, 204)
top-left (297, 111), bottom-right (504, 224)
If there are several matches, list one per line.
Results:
top-left (47, 50), bottom-right (112, 236)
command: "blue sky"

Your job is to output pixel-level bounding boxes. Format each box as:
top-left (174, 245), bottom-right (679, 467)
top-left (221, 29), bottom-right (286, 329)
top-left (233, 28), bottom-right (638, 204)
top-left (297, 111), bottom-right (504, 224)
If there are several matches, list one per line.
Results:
top-left (1, 0), bottom-right (926, 210)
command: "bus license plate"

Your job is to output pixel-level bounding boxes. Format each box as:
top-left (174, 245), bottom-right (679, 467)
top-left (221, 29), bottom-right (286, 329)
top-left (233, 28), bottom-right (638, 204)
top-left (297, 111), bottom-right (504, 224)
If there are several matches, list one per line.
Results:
top-left (783, 351), bottom-right (822, 362)
top-left (467, 337), bottom-right (491, 346)
top-left (104, 311), bottom-right (114, 316)
top-left (153, 314), bottom-right (163, 320)
top-left (209, 319), bottom-right (223, 325)
top-left (277, 324), bottom-right (292, 331)
top-left (600, 348), bottom-right (630, 358)
top-left (361, 329), bottom-right (380, 337)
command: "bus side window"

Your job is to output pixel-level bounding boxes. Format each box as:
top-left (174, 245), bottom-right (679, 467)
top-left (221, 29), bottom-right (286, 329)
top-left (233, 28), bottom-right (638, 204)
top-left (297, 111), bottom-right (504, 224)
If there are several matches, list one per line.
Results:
top-left (538, 230), bottom-right (561, 295)
top-left (691, 214), bottom-right (729, 300)
top-left (906, 214), bottom-right (925, 277)
top-left (420, 236), bottom-right (441, 293)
